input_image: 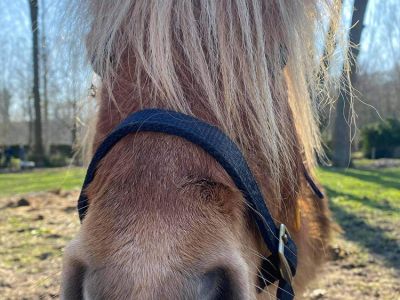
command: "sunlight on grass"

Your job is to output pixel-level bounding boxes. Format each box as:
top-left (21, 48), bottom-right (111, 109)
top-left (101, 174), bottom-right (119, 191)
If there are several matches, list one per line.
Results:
top-left (2, 166), bottom-right (399, 208)
top-left (318, 167), bottom-right (400, 219)
top-left (1, 165), bottom-right (399, 299)
top-left (317, 167), bottom-right (400, 272)
top-left (0, 168), bottom-right (85, 197)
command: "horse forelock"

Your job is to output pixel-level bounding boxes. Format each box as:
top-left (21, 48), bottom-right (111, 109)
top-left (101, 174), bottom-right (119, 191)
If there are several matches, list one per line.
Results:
top-left (70, 0), bottom-right (345, 203)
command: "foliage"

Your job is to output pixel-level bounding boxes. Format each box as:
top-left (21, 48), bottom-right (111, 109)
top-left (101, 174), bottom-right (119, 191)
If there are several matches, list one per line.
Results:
top-left (2, 145), bottom-right (30, 158)
top-left (361, 118), bottom-right (400, 158)
top-left (47, 154), bottom-right (71, 167)
top-left (43, 144), bottom-right (74, 167)
top-left (49, 144), bottom-right (73, 157)
top-left (0, 144), bottom-right (75, 168)
top-left (10, 158), bottom-right (21, 171)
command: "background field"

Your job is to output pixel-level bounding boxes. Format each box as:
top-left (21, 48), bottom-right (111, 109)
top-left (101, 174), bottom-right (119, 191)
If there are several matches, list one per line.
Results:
top-left (1, 1), bottom-right (399, 299)
top-left (305, 166), bottom-right (400, 299)
top-left (0, 168), bottom-right (84, 197)
top-left (0, 164), bottom-right (399, 299)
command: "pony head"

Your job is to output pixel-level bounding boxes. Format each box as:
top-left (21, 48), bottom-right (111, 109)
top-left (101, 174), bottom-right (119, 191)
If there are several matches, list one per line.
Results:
top-left (62, 0), bottom-right (344, 298)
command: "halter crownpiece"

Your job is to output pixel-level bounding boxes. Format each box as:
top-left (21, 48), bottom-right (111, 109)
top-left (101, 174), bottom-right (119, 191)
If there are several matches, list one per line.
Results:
top-left (77, 109), bottom-right (324, 300)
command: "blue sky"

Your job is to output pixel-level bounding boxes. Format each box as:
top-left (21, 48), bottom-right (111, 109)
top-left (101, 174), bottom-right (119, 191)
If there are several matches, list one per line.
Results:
top-left (0, 0), bottom-right (399, 121)
top-left (355, 0), bottom-right (400, 72)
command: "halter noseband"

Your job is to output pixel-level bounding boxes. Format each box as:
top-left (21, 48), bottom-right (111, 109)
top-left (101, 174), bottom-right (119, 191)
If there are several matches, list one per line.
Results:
top-left (77, 109), bottom-right (323, 300)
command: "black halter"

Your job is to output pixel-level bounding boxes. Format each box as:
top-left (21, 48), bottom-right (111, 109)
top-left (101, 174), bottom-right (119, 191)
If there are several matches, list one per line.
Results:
top-left (77, 109), bottom-right (323, 299)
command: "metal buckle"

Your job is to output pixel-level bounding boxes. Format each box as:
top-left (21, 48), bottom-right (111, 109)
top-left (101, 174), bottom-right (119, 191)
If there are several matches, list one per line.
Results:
top-left (278, 224), bottom-right (293, 284)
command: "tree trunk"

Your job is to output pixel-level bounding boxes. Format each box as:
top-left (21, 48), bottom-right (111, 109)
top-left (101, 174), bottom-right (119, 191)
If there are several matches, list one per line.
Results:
top-left (0, 88), bottom-right (11, 144)
top-left (28, 0), bottom-right (44, 164)
top-left (71, 100), bottom-right (78, 148)
top-left (332, 0), bottom-right (368, 167)
top-left (41, 0), bottom-right (49, 153)
top-left (28, 95), bottom-right (34, 146)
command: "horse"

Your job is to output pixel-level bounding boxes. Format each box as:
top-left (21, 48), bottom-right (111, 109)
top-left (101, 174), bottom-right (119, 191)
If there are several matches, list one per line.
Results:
top-left (62, 0), bottom-right (344, 298)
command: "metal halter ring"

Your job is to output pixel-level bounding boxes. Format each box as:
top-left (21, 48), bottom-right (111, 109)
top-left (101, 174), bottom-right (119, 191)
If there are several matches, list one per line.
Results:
top-left (278, 224), bottom-right (294, 284)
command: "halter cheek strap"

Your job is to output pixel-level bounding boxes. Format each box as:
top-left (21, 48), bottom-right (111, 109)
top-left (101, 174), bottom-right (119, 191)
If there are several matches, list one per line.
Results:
top-left (77, 109), bottom-right (299, 299)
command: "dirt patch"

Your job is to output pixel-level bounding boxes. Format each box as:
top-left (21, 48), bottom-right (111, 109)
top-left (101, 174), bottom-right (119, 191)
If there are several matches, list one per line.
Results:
top-left (0, 191), bottom-right (80, 299)
top-left (1, 191), bottom-right (399, 299)
top-left (303, 239), bottom-right (400, 299)
top-left (303, 209), bottom-right (400, 300)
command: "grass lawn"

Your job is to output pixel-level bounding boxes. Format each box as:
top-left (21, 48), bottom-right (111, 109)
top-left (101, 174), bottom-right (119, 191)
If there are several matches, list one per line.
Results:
top-left (1, 166), bottom-right (398, 217)
top-left (318, 167), bottom-right (400, 219)
top-left (309, 167), bottom-right (400, 299)
top-left (0, 168), bottom-right (85, 197)
top-left (0, 165), bottom-right (399, 298)
top-left (318, 166), bottom-right (400, 259)
top-left (318, 167), bottom-right (400, 257)
top-left (1, 166), bottom-right (398, 213)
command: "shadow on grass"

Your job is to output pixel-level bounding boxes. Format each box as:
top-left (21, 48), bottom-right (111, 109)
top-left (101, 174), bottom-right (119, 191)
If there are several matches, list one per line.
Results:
top-left (333, 168), bottom-right (400, 191)
top-left (325, 187), bottom-right (400, 214)
top-left (329, 201), bottom-right (400, 272)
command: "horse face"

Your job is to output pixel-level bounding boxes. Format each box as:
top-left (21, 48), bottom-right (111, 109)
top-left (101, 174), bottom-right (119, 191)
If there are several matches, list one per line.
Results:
top-left (61, 0), bottom-right (339, 294)
top-left (61, 135), bottom-right (268, 299)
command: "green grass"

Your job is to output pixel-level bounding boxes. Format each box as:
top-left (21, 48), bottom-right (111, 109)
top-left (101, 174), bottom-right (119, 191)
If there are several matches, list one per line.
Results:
top-left (0, 168), bottom-right (85, 197)
top-left (0, 164), bottom-right (399, 298)
top-left (2, 166), bottom-right (399, 211)
top-left (318, 167), bottom-right (400, 218)
top-left (318, 167), bottom-right (400, 270)
top-left (1, 166), bottom-right (399, 213)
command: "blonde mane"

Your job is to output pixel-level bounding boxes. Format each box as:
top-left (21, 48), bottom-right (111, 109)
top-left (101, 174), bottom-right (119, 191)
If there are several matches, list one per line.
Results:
top-left (72, 0), bottom-right (344, 199)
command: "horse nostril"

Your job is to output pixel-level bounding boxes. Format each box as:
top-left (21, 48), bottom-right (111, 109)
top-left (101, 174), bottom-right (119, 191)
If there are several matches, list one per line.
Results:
top-left (198, 267), bottom-right (235, 300)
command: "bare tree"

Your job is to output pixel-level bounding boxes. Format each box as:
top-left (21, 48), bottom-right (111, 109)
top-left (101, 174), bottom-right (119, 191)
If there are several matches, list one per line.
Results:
top-left (0, 88), bottom-right (11, 123)
top-left (40, 0), bottom-right (50, 152)
top-left (354, 0), bottom-right (400, 127)
top-left (28, 0), bottom-right (44, 163)
top-left (332, 0), bottom-right (369, 167)
top-left (0, 88), bottom-right (11, 144)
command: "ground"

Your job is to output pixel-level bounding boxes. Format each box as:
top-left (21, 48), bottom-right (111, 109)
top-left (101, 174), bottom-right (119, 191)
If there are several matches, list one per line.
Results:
top-left (0, 164), bottom-right (399, 299)
top-left (303, 166), bottom-right (400, 300)
top-left (0, 168), bottom-right (84, 197)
